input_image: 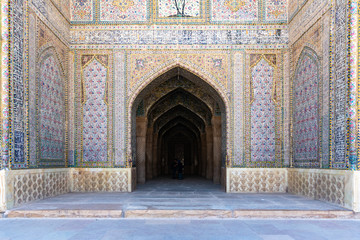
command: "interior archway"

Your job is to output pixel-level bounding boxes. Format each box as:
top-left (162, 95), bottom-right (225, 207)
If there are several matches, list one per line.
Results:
top-left (131, 67), bottom-right (226, 185)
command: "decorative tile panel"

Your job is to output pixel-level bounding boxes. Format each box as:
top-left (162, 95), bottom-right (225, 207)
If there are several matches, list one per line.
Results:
top-left (331, 0), bottom-right (349, 169)
top-left (71, 0), bottom-right (94, 22)
top-left (82, 58), bottom-right (108, 164)
top-left (38, 55), bottom-right (65, 164)
top-left (233, 52), bottom-right (244, 166)
top-left (100, 0), bottom-right (148, 22)
top-left (293, 48), bottom-right (320, 168)
top-left (244, 52), bottom-right (282, 168)
top-left (211, 0), bottom-right (259, 23)
top-left (11, 0), bottom-right (26, 168)
top-left (264, 0), bottom-right (287, 22)
top-left (250, 58), bottom-right (276, 163)
top-left (70, 26), bottom-right (289, 48)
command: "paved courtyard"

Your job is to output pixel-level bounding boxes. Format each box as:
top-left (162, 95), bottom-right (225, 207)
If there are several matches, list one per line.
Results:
top-left (1, 218), bottom-right (360, 240)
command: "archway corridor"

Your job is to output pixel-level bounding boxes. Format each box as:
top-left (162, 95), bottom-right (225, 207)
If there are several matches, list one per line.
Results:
top-left (132, 67), bottom-right (226, 185)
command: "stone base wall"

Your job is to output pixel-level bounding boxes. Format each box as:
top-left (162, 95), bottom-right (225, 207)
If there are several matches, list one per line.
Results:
top-left (0, 168), bottom-right (135, 211)
top-left (0, 170), bottom-right (5, 211)
top-left (288, 169), bottom-right (360, 212)
top-left (1, 167), bottom-right (359, 212)
top-left (226, 168), bottom-right (287, 193)
top-left (70, 168), bottom-right (134, 192)
top-left (3, 168), bottom-right (70, 210)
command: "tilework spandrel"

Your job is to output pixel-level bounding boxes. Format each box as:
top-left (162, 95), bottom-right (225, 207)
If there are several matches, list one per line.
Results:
top-left (127, 51), bottom-right (231, 96)
top-left (228, 168), bottom-right (287, 193)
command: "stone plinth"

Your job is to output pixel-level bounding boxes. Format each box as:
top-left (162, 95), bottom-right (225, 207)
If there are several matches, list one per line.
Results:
top-left (70, 168), bottom-right (134, 192)
top-left (226, 168), bottom-right (287, 193)
top-left (288, 168), bottom-right (360, 212)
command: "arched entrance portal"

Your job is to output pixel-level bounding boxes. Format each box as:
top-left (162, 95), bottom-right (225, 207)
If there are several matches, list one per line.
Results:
top-left (131, 67), bottom-right (226, 185)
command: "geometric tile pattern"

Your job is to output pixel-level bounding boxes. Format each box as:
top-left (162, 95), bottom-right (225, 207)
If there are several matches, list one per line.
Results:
top-left (229, 168), bottom-right (287, 193)
top-left (251, 58), bottom-right (276, 163)
top-left (11, 0), bottom-right (26, 168)
top-left (293, 48), bottom-right (320, 168)
top-left (71, 0), bottom-right (94, 21)
top-left (264, 0), bottom-right (287, 22)
top-left (288, 169), bottom-right (345, 207)
top-left (82, 59), bottom-right (108, 163)
top-left (331, 0), bottom-right (349, 169)
top-left (211, 0), bottom-right (259, 23)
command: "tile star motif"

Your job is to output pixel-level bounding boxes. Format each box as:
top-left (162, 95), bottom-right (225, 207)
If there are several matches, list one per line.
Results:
top-left (112, 0), bottom-right (134, 12)
top-left (224, 0), bottom-right (246, 12)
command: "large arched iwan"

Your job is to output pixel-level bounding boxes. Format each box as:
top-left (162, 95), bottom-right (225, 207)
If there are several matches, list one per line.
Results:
top-left (129, 66), bottom-right (228, 186)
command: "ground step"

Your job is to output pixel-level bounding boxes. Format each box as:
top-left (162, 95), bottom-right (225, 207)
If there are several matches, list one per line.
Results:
top-left (5, 209), bottom-right (356, 219)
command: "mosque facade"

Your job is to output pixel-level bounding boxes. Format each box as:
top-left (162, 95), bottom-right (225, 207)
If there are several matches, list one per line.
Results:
top-left (0, 0), bottom-right (360, 212)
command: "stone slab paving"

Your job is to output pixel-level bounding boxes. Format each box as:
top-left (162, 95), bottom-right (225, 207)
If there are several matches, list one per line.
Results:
top-left (6, 177), bottom-right (352, 218)
top-left (1, 218), bottom-right (360, 240)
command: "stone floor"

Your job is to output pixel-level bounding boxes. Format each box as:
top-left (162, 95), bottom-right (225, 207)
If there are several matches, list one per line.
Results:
top-left (6, 177), bottom-right (350, 219)
top-left (1, 218), bottom-right (360, 240)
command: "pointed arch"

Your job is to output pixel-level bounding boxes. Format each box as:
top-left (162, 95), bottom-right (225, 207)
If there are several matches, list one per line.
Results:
top-left (292, 47), bottom-right (322, 168)
top-left (127, 61), bottom-right (231, 164)
top-left (36, 46), bottom-right (66, 167)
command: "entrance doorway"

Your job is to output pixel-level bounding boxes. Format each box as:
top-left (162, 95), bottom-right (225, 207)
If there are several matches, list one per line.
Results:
top-left (131, 67), bottom-right (226, 184)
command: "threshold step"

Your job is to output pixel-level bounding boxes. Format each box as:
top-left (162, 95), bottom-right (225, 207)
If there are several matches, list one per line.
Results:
top-left (4, 209), bottom-right (356, 219)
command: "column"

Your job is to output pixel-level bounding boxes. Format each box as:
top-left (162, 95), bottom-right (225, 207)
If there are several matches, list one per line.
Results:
top-left (212, 116), bottom-right (222, 184)
top-left (201, 132), bottom-right (207, 177)
top-left (136, 117), bottom-right (147, 183)
top-left (206, 125), bottom-right (213, 180)
top-left (146, 127), bottom-right (153, 180)
top-left (152, 132), bottom-right (159, 177)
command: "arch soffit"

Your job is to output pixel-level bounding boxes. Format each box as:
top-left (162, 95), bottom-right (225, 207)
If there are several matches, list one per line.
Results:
top-left (129, 61), bottom-right (229, 118)
top-left (154, 106), bottom-right (205, 132)
top-left (37, 45), bottom-right (66, 80)
top-left (294, 46), bottom-right (321, 80)
top-left (148, 89), bottom-right (212, 125)
top-left (159, 118), bottom-right (201, 141)
top-left (143, 77), bottom-right (216, 115)
top-left (162, 126), bottom-right (199, 145)
top-left (159, 116), bottom-right (202, 135)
